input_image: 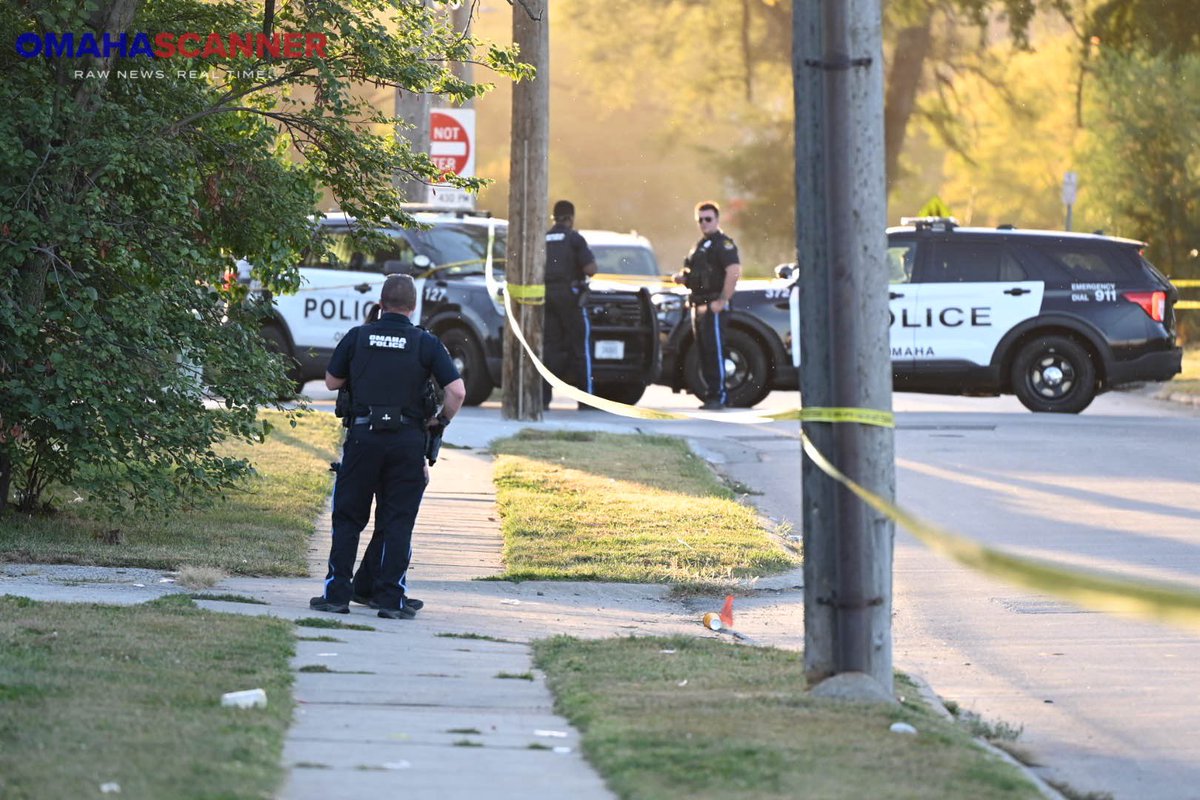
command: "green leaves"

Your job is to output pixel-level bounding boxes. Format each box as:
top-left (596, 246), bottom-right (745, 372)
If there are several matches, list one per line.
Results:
top-left (1, 0), bottom-right (524, 513)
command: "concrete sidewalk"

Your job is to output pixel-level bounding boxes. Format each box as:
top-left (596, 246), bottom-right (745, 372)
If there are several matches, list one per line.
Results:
top-left (223, 412), bottom-right (724, 800)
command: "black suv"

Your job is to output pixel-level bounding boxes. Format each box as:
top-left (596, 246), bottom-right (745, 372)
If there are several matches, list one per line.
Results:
top-left (260, 211), bottom-right (660, 405)
top-left (656, 218), bottom-right (1182, 413)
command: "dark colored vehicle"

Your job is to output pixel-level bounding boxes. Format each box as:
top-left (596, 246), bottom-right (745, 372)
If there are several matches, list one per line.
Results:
top-left (262, 211), bottom-right (659, 405)
top-left (656, 218), bottom-right (1183, 413)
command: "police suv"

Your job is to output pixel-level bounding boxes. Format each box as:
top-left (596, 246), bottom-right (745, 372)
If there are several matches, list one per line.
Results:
top-left (656, 218), bottom-right (1183, 413)
top-left (260, 211), bottom-right (660, 405)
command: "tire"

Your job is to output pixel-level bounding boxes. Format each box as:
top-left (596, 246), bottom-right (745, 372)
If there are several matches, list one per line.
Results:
top-left (261, 324), bottom-right (305, 395)
top-left (1010, 334), bottom-right (1097, 414)
top-left (684, 327), bottom-right (771, 408)
top-left (441, 327), bottom-right (493, 406)
top-left (592, 382), bottom-right (646, 406)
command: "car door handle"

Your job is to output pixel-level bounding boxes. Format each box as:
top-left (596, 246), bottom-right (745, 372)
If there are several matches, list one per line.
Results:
top-left (889, 291), bottom-right (904, 299)
top-left (1003, 287), bottom-right (1030, 296)
top-left (354, 283), bottom-right (372, 293)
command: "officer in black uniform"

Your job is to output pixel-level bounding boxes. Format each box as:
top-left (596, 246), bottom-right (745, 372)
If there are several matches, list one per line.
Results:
top-left (543, 199), bottom-right (597, 408)
top-left (673, 201), bottom-right (742, 410)
top-left (310, 275), bottom-right (466, 620)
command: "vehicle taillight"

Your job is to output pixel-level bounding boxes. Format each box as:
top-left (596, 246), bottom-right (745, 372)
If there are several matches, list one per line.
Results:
top-left (1122, 290), bottom-right (1166, 322)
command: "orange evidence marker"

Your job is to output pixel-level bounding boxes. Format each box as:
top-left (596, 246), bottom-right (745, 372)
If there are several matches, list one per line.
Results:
top-left (719, 595), bottom-right (735, 628)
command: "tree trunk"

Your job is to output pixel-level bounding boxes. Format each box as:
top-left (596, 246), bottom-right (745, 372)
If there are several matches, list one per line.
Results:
top-left (502, 0), bottom-right (548, 421)
top-left (0, 452), bottom-right (11, 514)
top-left (883, 17), bottom-right (933, 190)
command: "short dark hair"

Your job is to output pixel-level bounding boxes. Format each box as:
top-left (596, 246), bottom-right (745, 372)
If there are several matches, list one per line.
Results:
top-left (380, 274), bottom-right (417, 312)
top-left (553, 200), bottom-right (575, 221)
top-left (695, 201), bottom-right (720, 219)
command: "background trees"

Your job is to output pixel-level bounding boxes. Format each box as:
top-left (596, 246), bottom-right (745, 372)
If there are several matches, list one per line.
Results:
top-left (0, 0), bottom-right (523, 513)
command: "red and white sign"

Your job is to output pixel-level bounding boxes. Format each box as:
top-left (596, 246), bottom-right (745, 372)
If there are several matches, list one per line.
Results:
top-left (430, 108), bottom-right (475, 179)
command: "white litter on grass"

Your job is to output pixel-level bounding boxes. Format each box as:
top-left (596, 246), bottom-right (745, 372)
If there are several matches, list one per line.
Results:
top-left (676, 679), bottom-right (688, 687)
top-left (381, 761), bottom-right (412, 770)
top-left (889, 722), bottom-right (918, 735)
top-left (533, 729), bottom-right (568, 738)
top-left (157, 578), bottom-right (175, 584)
top-left (553, 746), bottom-right (572, 754)
top-left (221, 688), bottom-right (267, 709)
top-left (659, 649), bottom-right (676, 654)
top-left (500, 599), bottom-right (522, 606)
top-left (100, 783), bottom-right (121, 794)
top-left (132, 584), bottom-right (145, 588)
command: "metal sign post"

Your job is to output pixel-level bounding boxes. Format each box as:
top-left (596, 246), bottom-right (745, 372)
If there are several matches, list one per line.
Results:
top-left (1062, 170), bottom-right (1079, 231)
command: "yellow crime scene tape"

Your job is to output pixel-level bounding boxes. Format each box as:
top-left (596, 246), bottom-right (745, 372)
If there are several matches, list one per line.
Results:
top-left (487, 220), bottom-right (1200, 632)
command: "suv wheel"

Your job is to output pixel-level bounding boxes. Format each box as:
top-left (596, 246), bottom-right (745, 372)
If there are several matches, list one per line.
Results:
top-left (592, 382), bottom-right (646, 406)
top-left (261, 324), bottom-right (305, 395)
top-left (1011, 334), bottom-right (1096, 414)
top-left (441, 327), bottom-right (493, 406)
top-left (684, 328), bottom-right (770, 408)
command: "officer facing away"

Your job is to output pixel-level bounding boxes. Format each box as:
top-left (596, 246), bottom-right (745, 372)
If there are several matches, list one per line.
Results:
top-left (543, 199), bottom-right (597, 408)
top-left (310, 274), bottom-right (466, 620)
top-left (673, 201), bottom-right (742, 410)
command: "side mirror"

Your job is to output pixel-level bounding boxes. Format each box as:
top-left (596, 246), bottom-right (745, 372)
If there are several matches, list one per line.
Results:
top-left (774, 263), bottom-right (796, 280)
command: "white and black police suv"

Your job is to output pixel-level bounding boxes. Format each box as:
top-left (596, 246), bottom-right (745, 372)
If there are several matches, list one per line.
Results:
top-left (255, 210), bottom-right (660, 405)
top-left (655, 217), bottom-right (1183, 413)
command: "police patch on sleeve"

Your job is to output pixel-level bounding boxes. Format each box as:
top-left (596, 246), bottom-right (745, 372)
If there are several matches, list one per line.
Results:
top-left (723, 240), bottom-right (736, 250)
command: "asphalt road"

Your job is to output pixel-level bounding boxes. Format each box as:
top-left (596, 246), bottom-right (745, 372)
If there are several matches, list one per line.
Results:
top-left (302, 379), bottom-right (1200, 799)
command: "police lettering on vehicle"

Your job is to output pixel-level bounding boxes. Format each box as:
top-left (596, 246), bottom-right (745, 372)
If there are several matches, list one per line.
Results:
top-left (304, 297), bottom-right (376, 321)
top-left (890, 306), bottom-right (992, 328)
top-left (368, 334), bottom-right (408, 350)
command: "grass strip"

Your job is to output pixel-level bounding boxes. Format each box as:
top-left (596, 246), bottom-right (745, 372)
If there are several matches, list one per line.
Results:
top-left (491, 430), bottom-right (798, 582)
top-left (534, 635), bottom-right (1041, 800)
top-left (0, 411), bottom-right (342, 575)
top-left (1164, 345), bottom-right (1200, 395)
top-left (0, 594), bottom-right (294, 800)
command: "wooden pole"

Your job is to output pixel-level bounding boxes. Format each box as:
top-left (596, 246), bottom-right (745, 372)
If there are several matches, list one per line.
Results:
top-left (503, 0), bottom-right (548, 421)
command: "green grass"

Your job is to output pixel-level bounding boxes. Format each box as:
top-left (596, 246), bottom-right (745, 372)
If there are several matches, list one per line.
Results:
top-left (490, 430), bottom-right (798, 582)
top-left (0, 594), bottom-right (294, 800)
top-left (435, 631), bottom-right (521, 644)
top-left (534, 635), bottom-right (1041, 800)
top-left (191, 593), bottom-right (268, 605)
top-left (0, 411), bottom-right (342, 575)
top-left (294, 617), bottom-right (376, 632)
top-left (1165, 345), bottom-right (1200, 395)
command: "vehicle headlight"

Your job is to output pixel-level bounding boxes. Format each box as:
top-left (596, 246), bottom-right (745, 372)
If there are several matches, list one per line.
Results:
top-left (651, 292), bottom-right (685, 328)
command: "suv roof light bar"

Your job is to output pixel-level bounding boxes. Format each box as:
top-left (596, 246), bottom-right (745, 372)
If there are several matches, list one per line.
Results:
top-left (899, 216), bottom-right (958, 231)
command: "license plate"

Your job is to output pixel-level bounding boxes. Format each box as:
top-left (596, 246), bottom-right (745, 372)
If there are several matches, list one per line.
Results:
top-left (594, 340), bottom-right (625, 360)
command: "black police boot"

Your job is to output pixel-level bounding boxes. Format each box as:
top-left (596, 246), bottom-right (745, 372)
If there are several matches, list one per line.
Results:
top-left (377, 605), bottom-right (417, 620)
top-left (699, 399), bottom-right (725, 411)
top-left (309, 596), bottom-right (349, 614)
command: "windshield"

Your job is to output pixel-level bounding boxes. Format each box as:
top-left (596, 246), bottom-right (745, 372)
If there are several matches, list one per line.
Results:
top-left (593, 244), bottom-right (661, 277)
top-left (410, 223), bottom-right (507, 276)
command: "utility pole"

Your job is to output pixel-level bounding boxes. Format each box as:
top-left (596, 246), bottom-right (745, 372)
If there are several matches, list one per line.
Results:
top-left (394, 1), bottom-right (431, 203)
top-left (793, 0), bottom-right (896, 693)
top-left (503, 0), bottom-right (547, 421)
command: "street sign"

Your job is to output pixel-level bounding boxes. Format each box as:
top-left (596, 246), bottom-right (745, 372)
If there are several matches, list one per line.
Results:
top-left (1062, 170), bottom-right (1079, 205)
top-left (427, 108), bottom-right (475, 208)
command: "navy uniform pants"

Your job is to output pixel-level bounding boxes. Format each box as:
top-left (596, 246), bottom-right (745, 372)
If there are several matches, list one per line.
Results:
top-left (322, 424), bottom-right (426, 610)
top-left (690, 302), bottom-right (728, 404)
top-left (543, 284), bottom-right (591, 403)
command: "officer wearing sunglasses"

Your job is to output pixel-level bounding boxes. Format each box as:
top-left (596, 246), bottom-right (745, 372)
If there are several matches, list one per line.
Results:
top-left (672, 201), bottom-right (742, 410)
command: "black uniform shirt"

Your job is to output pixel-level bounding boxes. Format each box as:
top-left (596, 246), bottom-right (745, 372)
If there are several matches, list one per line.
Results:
top-left (544, 224), bottom-right (595, 287)
top-left (684, 231), bottom-right (740, 301)
top-left (328, 312), bottom-right (460, 418)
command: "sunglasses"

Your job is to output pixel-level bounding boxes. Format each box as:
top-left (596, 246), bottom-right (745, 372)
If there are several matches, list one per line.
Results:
top-left (697, 215), bottom-right (715, 223)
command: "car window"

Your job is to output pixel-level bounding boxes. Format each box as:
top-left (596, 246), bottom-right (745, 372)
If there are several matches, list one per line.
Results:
top-left (887, 241), bottom-right (915, 284)
top-left (410, 223), bottom-right (507, 275)
top-left (303, 228), bottom-right (415, 274)
top-left (1035, 243), bottom-right (1134, 281)
top-left (923, 240), bottom-right (1026, 282)
top-left (592, 245), bottom-right (660, 277)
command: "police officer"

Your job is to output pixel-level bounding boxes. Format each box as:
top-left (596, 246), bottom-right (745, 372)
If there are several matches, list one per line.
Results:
top-left (310, 275), bottom-right (466, 620)
top-left (673, 201), bottom-right (742, 410)
top-left (543, 199), bottom-right (597, 408)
